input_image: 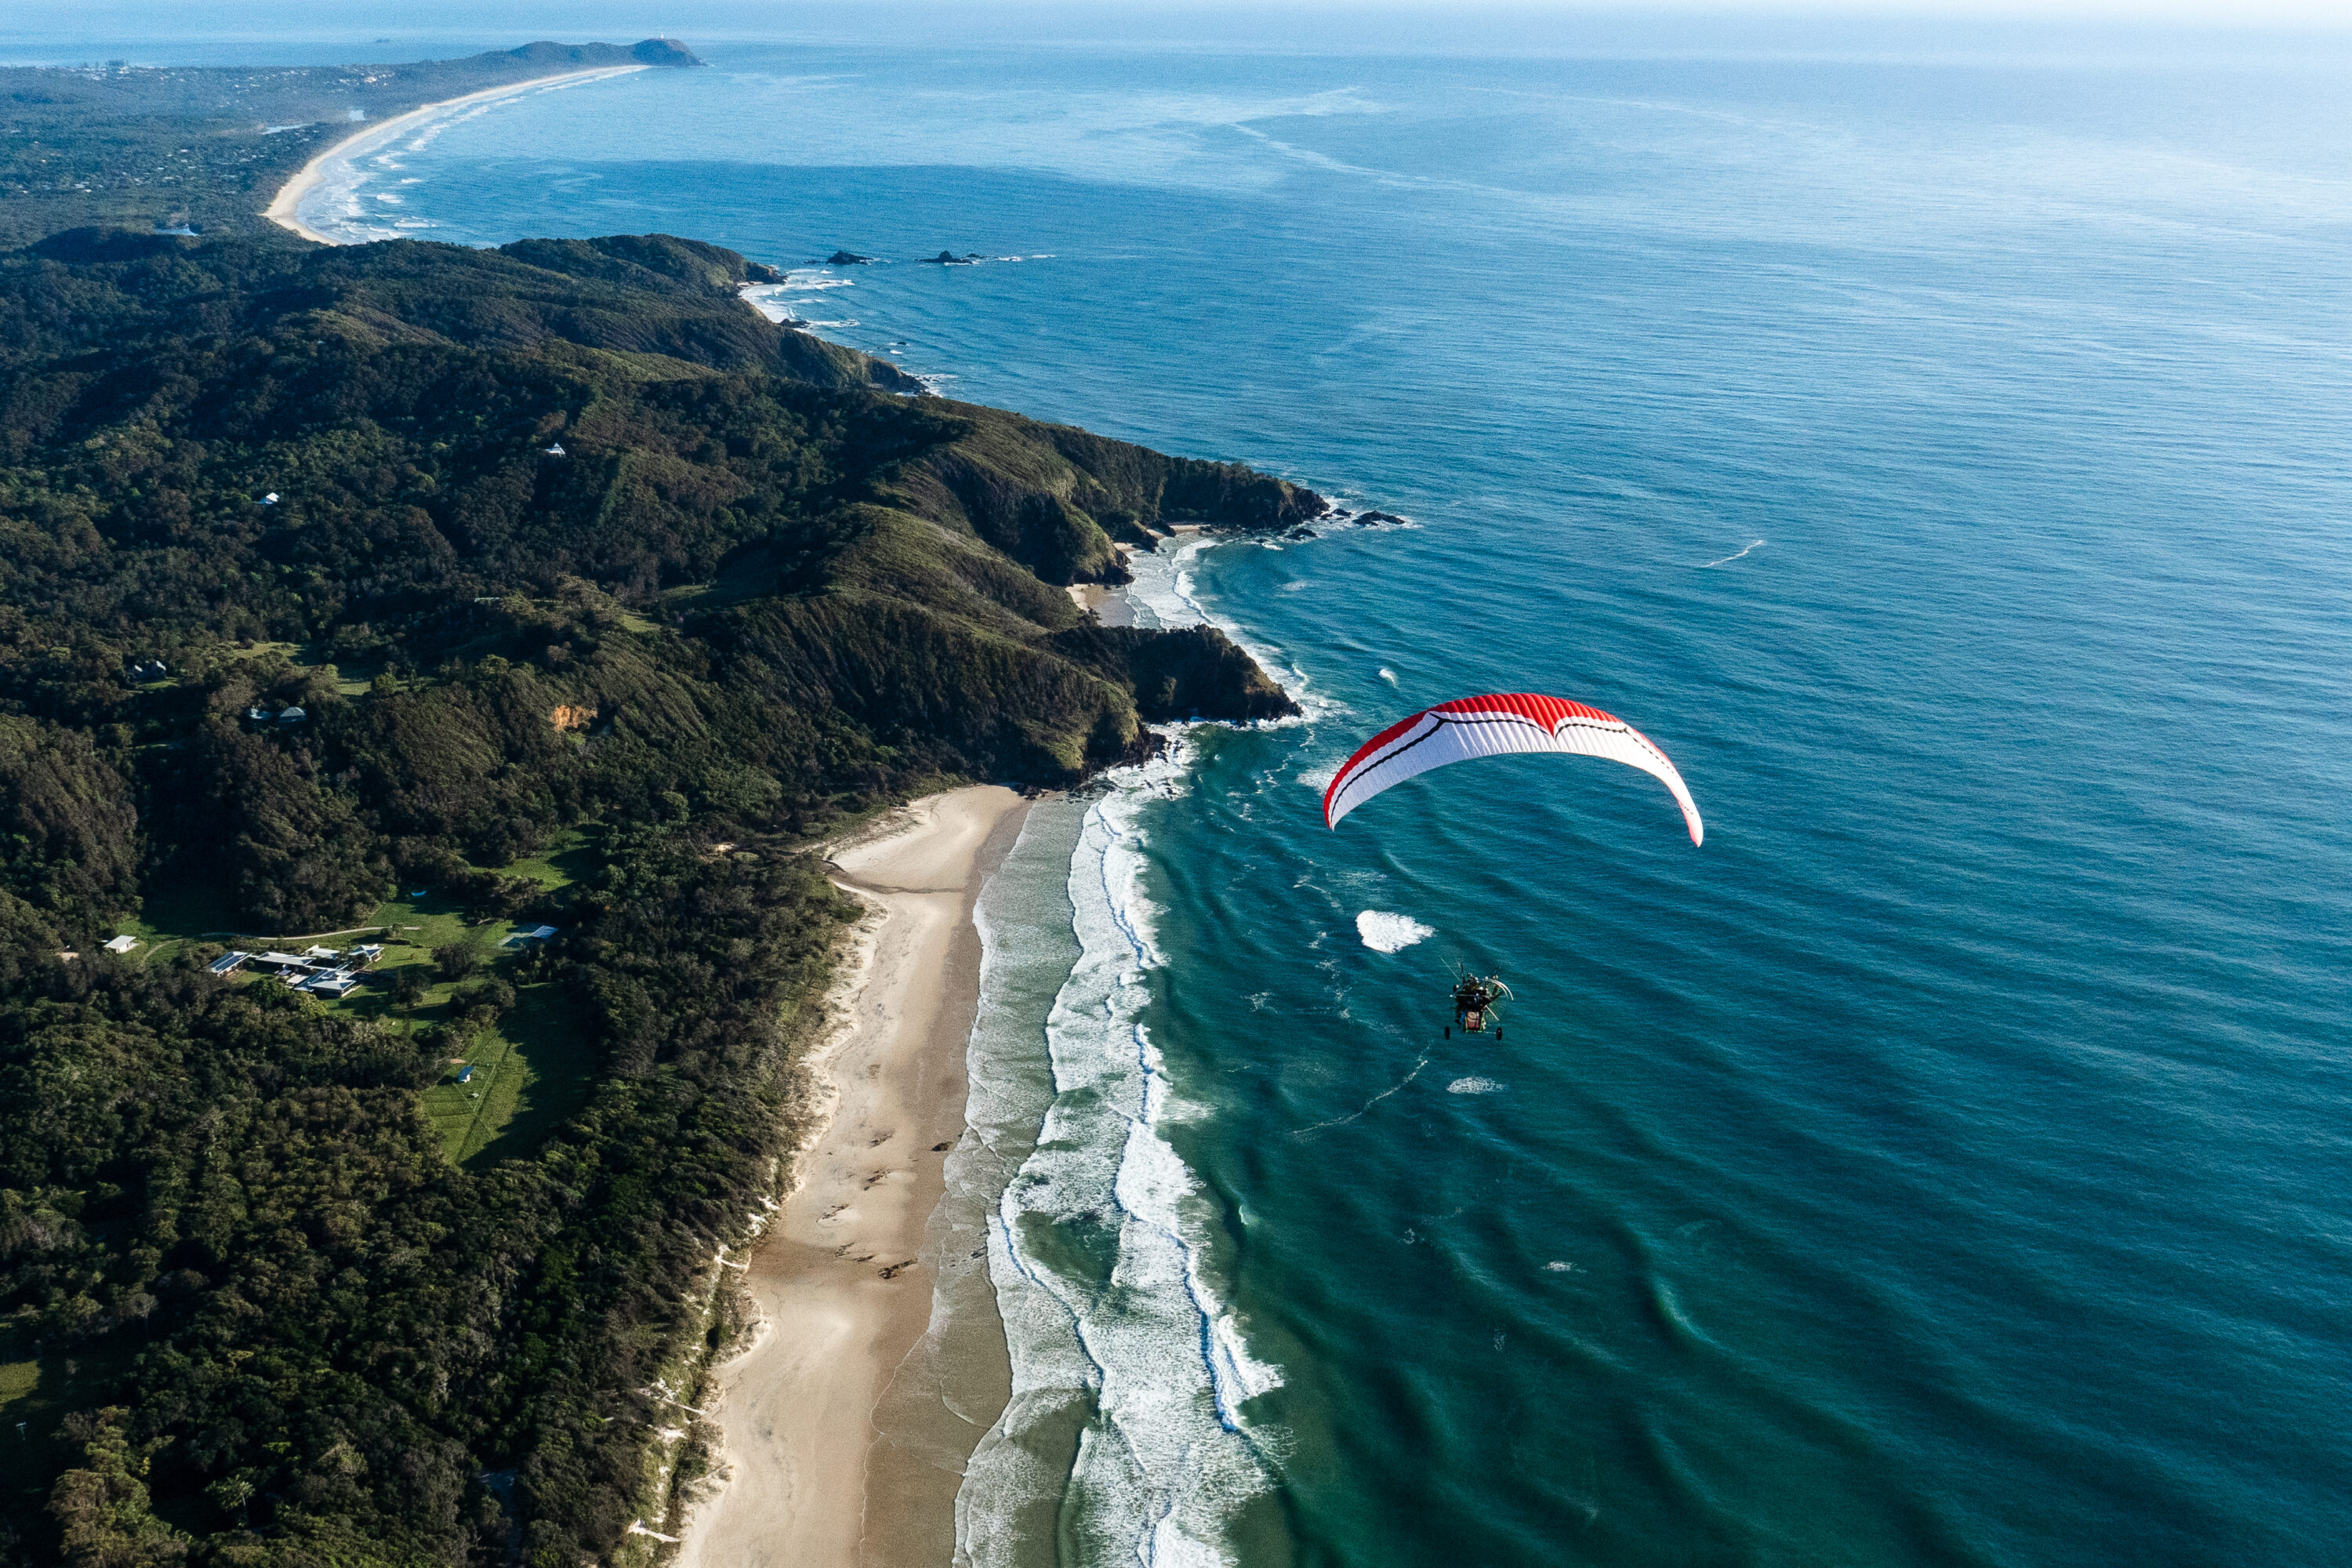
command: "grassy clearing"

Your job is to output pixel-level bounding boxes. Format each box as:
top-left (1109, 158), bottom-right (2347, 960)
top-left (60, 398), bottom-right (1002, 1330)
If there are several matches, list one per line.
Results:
top-left (335, 889), bottom-right (593, 1167)
top-left (413, 982), bottom-right (593, 1166)
top-left (502, 824), bottom-right (601, 890)
top-left (118, 831), bottom-right (606, 1167)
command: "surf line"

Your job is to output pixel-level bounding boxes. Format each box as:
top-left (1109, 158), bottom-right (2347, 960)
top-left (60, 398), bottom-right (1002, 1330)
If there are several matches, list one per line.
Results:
top-left (1697, 539), bottom-right (1766, 568)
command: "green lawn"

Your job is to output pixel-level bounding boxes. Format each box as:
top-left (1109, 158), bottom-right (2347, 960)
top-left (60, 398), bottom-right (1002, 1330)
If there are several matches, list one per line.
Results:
top-left (501, 824), bottom-right (601, 891)
top-left (414, 981), bottom-right (596, 1166)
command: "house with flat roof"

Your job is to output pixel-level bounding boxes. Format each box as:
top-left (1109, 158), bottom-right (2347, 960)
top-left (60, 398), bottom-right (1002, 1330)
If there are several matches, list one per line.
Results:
top-left (208, 951), bottom-right (251, 976)
top-left (103, 935), bottom-right (137, 954)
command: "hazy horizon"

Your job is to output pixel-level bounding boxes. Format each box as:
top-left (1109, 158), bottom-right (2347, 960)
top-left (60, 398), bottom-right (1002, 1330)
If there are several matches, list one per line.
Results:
top-left (10, 1), bottom-right (2352, 69)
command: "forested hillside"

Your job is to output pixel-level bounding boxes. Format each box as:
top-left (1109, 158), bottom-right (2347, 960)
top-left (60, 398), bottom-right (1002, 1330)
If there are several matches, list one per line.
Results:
top-left (0, 227), bottom-right (1316, 1566)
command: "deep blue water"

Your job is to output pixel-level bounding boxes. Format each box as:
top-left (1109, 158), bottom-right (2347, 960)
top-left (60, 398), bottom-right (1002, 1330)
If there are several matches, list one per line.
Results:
top-left (296, 40), bottom-right (2352, 1566)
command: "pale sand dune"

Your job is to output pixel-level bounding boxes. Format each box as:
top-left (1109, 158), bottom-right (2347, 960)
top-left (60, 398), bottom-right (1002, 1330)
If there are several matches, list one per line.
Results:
top-left (677, 786), bottom-right (1029, 1568)
top-left (263, 66), bottom-right (647, 245)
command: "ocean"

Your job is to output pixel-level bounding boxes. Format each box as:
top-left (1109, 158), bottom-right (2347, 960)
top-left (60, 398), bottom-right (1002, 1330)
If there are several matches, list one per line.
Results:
top-left (283, 35), bottom-right (2352, 1566)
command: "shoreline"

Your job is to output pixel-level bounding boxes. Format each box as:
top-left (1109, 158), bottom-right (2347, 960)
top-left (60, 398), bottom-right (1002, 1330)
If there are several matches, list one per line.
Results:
top-left (676, 786), bottom-right (1030, 1568)
top-left (262, 65), bottom-right (648, 244)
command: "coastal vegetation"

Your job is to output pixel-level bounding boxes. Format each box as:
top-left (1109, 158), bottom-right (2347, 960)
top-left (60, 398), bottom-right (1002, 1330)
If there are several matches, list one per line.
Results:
top-left (0, 80), bottom-right (1319, 1564)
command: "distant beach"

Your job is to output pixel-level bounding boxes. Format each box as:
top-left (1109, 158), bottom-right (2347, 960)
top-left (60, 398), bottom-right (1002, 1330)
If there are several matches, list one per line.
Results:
top-left (263, 65), bottom-right (645, 244)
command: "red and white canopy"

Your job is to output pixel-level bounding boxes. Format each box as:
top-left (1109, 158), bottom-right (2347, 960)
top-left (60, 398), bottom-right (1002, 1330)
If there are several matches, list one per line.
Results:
top-left (1321, 692), bottom-right (1704, 844)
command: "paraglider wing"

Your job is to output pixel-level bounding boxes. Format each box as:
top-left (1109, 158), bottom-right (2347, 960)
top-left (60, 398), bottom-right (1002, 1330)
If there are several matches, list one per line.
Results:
top-left (1322, 693), bottom-right (1703, 844)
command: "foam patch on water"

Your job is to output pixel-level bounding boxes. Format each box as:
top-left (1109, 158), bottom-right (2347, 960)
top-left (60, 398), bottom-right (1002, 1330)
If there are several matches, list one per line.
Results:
top-left (957, 735), bottom-right (1278, 1566)
top-left (1697, 538), bottom-right (1767, 568)
top-left (1447, 1076), bottom-right (1504, 1094)
top-left (1356, 911), bottom-right (1434, 953)
top-left (740, 271), bottom-right (866, 325)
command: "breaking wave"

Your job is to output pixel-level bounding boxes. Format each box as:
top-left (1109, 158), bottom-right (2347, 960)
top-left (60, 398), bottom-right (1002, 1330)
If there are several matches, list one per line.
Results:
top-left (957, 739), bottom-right (1279, 1566)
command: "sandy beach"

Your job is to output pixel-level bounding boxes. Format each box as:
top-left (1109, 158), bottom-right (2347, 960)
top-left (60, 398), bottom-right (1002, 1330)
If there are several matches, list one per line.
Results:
top-left (263, 65), bottom-right (646, 244)
top-left (676, 786), bottom-right (1030, 1568)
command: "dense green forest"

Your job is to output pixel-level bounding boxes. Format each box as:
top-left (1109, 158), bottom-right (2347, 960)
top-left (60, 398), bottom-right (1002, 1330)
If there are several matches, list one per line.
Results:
top-left (0, 213), bottom-right (1319, 1566)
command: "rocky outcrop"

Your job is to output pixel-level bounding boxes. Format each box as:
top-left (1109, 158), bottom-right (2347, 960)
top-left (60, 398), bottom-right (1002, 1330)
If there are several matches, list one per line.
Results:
top-left (1047, 624), bottom-right (1301, 724)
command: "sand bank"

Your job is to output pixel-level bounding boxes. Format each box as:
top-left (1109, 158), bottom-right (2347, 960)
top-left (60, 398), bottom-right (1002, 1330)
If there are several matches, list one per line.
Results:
top-left (263, 66), bottom-right (647, 245)
top-left (676, 786), bottom-right (1030, 1568)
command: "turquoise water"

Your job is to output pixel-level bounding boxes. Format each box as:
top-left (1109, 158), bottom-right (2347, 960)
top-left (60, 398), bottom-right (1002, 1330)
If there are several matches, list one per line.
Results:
top-left (302, 42), bottom-right (2352, 1566)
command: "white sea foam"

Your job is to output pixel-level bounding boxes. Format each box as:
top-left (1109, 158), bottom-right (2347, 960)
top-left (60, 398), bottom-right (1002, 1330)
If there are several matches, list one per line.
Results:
top-left (1378, 666), bottom-right (1398, 685)
top-left (1447, 1076), bottom-right (1504, 1094)
top-left (1356, 910), bottom-right (1434, 953)
top-left (737, 286), bottom-right (794, 324)
top-left (1123, 534), bottom-right (1334, 721)
top-left (958, 739), bottom-right (1278, 1566)
top-left (1297, 763), bottom-right (1338, 793)
top-left (1697, 538), bottom-right (1766, 568)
